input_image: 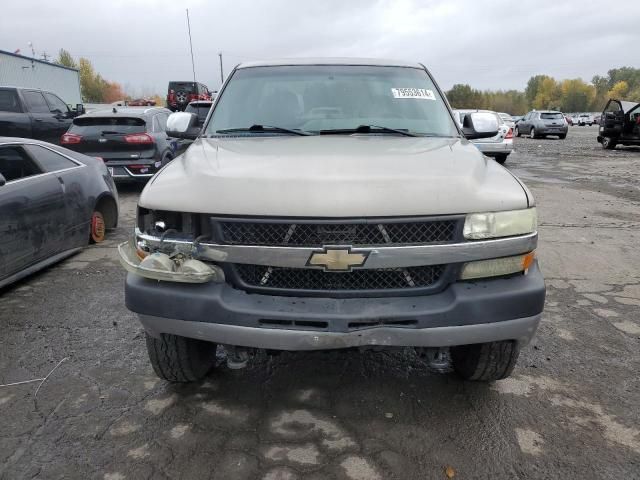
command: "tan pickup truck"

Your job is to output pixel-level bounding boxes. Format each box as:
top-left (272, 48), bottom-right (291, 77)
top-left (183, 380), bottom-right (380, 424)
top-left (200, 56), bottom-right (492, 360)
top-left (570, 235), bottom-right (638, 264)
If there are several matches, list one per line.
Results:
top-left (119, 58), bottom-right (545, 383)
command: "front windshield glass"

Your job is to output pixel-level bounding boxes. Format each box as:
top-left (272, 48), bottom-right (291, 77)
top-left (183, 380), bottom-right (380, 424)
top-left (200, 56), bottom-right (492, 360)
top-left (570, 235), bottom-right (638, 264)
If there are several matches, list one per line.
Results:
top-left (206, 65), bottom-right (458, 137)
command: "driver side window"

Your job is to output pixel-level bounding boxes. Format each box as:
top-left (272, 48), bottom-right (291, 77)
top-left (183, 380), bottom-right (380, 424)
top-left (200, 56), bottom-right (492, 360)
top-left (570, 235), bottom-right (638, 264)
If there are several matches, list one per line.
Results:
top-left (44, 93), bottom-right (69, 114)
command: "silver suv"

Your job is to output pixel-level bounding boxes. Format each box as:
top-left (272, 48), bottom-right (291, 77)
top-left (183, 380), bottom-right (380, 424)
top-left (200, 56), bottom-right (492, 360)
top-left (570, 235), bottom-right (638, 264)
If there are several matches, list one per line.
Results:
top-left (515, 110), bottom-right (568, 139)
top-left (120, 58), bottom-right (545, 383)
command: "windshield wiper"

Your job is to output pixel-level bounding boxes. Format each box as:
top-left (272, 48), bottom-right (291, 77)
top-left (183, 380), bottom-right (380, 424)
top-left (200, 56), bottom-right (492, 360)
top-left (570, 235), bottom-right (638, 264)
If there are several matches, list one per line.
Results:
top-left (319, 125), bottom-right (418, 137)
top-left (215, 125), bottom-right (312, 136)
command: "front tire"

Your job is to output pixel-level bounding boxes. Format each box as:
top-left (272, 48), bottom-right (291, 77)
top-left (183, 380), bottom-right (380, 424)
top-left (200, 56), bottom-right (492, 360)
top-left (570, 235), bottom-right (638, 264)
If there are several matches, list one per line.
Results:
top-left (494, 154), bottom-right (508, 164)
top-left (514, 126), bottom-right (521, 137)
top-left (451, 340), bottom-right (520, 381)
top-left (558, 134), bottom-right (566, 139)
top-left (601, 137), bottom-right (617, 150)
top-left (146, 332), bottom-right (217, 382)
top-left (530, 127), bottom-right (536, 139)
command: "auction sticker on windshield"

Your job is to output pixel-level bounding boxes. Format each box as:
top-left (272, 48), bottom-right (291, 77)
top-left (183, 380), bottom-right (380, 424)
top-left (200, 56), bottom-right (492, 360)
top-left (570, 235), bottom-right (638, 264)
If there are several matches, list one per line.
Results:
top-left (391, 88), bottom-right (436, 100)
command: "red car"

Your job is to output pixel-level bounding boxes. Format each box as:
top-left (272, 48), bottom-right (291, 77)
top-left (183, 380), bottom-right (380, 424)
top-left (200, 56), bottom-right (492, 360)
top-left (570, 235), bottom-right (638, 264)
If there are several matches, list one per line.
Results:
top-left (127, 98), bottom-right (156, 106)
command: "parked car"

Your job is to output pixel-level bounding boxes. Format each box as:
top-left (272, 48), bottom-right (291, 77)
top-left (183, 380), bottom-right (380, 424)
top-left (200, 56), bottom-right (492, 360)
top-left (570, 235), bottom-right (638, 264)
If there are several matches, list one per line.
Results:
top-left (166, 81), bottom-right (212, 112)
top-left (120, 58), bottom-right (545, 384)
top-left (454, 109), bottom-right (513, 163)
top-left (128, 98), bottom-right (156, 107)
top-left (0, 137), bottom-right (118, 288)
top-left (498, 112), bottom-right (515, 129)
top-left (185, 100), bottom-right (213, 127)
top-left (597, 99), bottom-right (640, 150)
top-left (515, 111), bottom-right (568, 139)
top-left (0, 86), bottom-right (84, 144)
top-left (577, 113), bottom-right (594, 126)
top-left (60, 107), bottom-right (177, 182)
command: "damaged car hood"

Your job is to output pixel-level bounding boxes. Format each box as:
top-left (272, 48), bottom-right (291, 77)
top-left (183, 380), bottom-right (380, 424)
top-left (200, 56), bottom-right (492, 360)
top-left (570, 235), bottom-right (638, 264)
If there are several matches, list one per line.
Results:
top-left (139, 136), bottom-right (530, 217)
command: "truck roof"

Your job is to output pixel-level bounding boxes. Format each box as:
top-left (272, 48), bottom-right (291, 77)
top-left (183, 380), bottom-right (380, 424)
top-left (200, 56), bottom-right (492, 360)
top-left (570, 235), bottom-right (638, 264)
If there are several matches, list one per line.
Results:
top-left (236, 58), bottom-right (424, 69)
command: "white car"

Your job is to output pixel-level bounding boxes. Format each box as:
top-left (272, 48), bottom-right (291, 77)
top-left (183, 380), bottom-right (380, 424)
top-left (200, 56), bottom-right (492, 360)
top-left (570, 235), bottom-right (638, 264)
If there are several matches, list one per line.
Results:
top-left (498, 112), bottom-right (516, 129)
top-left (577, 113), bottom-right (594, 126)
top-left (454, 110), bottom-right (514, 164)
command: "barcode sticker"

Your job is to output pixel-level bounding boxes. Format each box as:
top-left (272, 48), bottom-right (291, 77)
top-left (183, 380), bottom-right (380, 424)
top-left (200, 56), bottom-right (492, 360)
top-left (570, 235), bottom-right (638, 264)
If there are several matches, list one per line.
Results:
top-left (391, 88), bottom-right (436, 100)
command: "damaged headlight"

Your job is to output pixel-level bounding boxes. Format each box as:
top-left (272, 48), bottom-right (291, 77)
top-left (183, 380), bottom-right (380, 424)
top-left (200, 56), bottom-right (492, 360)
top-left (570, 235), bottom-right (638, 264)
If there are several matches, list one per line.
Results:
top-left (118, 241), bottom-right (224, 283)
top-left (463, 208), bottom-right (537, 240)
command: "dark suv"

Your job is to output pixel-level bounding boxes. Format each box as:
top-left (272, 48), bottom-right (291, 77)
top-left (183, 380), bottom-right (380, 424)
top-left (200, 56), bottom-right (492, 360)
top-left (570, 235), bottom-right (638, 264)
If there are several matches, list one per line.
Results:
top-left (598, 99), bottom-right (640, 150)
top-left (61, 107), bottom-right (177, 182)
top-left (166, 81), bottom-right (212, 112)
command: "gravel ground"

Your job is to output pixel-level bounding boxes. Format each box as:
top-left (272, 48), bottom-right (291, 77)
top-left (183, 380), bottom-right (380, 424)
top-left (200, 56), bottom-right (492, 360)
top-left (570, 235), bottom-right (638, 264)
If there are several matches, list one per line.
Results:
top-left (1, 126), bottom-right (639, 479)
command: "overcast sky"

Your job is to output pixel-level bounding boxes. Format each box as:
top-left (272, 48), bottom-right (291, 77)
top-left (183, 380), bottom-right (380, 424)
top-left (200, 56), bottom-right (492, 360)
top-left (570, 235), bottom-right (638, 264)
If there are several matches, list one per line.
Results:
top-left (2, 0), bottom-right (639, 95)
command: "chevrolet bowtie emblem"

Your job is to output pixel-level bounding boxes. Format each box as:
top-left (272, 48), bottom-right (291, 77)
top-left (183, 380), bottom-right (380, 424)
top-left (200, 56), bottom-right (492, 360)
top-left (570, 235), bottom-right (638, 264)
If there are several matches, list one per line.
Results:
top-left (307, 247), bottom-right (369, 272)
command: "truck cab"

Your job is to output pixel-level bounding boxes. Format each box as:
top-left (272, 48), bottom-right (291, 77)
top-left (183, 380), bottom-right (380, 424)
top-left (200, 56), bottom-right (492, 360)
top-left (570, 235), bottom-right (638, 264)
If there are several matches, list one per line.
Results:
top-left (120, 58), bottom-right (545, 383)
top-left (0, 87), bottom-right (81, 144)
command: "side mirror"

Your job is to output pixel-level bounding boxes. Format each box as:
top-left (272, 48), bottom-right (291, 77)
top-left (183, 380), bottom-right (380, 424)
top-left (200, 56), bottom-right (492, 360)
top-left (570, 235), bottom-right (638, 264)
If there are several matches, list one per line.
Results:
top-left (0, 173), bottom-right (6, 187)
top-left (462, 112), bottom-right (499, 139)
top-left (167, 112), bottom-right (200, 140)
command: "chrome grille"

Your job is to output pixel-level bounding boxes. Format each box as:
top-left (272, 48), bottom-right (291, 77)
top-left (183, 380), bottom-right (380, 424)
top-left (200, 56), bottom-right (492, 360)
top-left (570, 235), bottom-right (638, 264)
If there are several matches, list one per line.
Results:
top-left (219, 219), bottom-right (458, 246)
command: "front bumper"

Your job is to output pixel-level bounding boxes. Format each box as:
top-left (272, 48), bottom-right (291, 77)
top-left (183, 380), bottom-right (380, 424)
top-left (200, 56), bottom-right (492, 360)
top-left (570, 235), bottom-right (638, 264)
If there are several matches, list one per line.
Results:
top-left (472, 141), bottom-right (513, 156)
top-left (125, 262), bottom-right (545, 350)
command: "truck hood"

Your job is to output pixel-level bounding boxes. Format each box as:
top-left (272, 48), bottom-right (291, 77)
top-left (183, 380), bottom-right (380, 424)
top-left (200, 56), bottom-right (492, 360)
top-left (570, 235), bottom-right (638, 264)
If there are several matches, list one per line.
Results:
top-left (139, 136), bottom-right (529, 217)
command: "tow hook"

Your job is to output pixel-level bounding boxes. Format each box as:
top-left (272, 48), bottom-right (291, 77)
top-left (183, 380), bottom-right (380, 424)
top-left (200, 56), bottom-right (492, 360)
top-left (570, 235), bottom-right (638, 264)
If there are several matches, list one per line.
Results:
top-left (225, 346), bottom-right (249, 370)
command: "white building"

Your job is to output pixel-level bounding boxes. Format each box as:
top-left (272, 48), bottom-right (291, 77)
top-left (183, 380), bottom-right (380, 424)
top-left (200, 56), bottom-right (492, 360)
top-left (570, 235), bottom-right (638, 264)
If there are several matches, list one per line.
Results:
top-left (0, 49), bottom-right (82, 105)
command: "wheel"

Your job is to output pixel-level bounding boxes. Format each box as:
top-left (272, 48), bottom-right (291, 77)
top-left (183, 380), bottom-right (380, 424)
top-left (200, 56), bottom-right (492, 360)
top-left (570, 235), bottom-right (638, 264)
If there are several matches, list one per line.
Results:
top-left (494, 154), bottom-right (508, 164)
top-left (514, 126), bottom-right (521, 137)
top-left (89, 211), bottom-right (106, 243)
top-left (145, 332), bottom-right (217, 382)
top-left (530, 127), bottom-right (536, 139)
top-left (558, 134), bottom-right (566, 139)
top-left (451, 340), bottom-right (520, 381)
top-left (601, 137), bottom-right (617, 150)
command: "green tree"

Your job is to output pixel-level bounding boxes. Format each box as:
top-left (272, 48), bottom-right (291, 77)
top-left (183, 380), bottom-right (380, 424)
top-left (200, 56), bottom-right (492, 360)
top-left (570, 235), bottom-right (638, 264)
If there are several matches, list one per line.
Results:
top-left (445, 84), bottom-right (485, 109)
top-left (591, 75), bottom-right (610, 111)
top-left (55, 49), bottom-right (77, 69)
top-left (559, 79), bottom-right (595, 112)
top-left (607, 80), bottom-right (629, 100)
top-left (525, 75), bottom-right (552, 106)
top-left (78, 57), bottom-right (105, 102)
top-left (532, 77), bottom-right (561, 110)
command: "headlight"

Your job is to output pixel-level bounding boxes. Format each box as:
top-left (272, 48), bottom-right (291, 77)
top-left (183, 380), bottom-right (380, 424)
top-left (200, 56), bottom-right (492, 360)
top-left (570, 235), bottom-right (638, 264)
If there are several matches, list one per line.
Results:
top-left (463, 208), bottom-right (537, 240)
top-left (460, 252), bottom-right (536, 280)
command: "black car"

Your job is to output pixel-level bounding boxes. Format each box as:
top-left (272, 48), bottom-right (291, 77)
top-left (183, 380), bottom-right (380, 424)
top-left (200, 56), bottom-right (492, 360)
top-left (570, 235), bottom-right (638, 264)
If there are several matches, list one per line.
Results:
top-left (598, 99), bottom-right (640, 150)
top-left (61, 107), bottom-right (177, 182)
top-left (0, 137), bottom-right (118, 288)
top-left (0, 86), bottom-right (83, 144)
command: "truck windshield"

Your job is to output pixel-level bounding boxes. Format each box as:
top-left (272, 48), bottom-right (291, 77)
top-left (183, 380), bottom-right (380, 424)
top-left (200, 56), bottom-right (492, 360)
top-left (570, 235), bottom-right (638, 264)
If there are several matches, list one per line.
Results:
top-left (206, 65), bottom-right (458, 137)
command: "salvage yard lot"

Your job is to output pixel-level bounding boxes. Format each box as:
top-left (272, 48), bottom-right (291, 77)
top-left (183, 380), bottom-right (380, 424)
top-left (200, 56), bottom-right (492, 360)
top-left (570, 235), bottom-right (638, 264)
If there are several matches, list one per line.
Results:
top-left (1, 127), bottom-right (639, 479)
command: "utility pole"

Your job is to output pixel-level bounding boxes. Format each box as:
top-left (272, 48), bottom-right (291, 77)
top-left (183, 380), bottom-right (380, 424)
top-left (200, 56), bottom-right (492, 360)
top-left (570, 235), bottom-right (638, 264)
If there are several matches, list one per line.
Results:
top-left (186, 9), bottom-right (196, 84)
top-left (218, 52), bottom-right (224, 84)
